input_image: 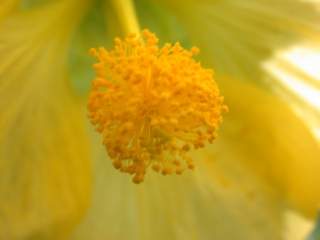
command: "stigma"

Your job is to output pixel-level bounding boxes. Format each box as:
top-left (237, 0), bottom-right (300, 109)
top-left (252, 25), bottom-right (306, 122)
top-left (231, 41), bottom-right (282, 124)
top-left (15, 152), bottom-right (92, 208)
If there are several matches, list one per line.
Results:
top-left (88, 29), bottom-right (228, 184)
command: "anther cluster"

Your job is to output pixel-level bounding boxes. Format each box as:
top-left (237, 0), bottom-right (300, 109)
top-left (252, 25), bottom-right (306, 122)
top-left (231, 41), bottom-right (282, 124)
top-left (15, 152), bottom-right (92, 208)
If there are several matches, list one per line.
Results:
top-left (88, 30), bottom-right (228, 183)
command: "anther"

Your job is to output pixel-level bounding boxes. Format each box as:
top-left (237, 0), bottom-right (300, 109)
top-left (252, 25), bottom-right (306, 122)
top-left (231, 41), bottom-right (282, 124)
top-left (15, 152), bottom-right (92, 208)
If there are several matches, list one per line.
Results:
top-left (88, 29), bottom-right (227, 183)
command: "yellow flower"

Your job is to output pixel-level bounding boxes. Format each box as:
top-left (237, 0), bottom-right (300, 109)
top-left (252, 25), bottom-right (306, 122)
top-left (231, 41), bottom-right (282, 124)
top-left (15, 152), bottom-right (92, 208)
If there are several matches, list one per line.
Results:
top-left (0, 0), bottom-right (320, 239)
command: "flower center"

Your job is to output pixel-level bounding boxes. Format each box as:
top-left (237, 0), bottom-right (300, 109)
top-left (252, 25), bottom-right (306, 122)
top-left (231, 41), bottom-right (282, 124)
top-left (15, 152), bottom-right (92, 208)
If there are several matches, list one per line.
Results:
top-left (88, 30), bottom-right (228, 183)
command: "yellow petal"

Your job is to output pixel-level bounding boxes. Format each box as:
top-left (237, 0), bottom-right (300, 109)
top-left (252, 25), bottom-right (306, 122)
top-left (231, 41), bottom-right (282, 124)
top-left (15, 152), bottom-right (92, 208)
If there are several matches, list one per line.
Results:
top-left (72, 132), bottom-right (284, 240)
top-left (0, 1), bottom-right (91, 238)
top-left (263, 45), bottom-right (320, 137)
top-left (149, 0), bottom-right (320, 82)
top-left (0, 0), bottom-right (19, 22)
top-left (219, 78), bottom-right (320, 218)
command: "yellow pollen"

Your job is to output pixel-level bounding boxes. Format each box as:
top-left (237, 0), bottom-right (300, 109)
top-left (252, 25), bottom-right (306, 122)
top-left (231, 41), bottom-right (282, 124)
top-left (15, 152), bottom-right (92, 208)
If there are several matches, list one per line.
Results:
top-left (88, 29), bottom-right (228, 184)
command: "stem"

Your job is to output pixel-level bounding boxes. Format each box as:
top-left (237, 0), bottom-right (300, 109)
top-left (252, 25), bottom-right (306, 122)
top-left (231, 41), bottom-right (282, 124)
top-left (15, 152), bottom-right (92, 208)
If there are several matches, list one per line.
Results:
top-left (110, 0), bottom-right (141, 36)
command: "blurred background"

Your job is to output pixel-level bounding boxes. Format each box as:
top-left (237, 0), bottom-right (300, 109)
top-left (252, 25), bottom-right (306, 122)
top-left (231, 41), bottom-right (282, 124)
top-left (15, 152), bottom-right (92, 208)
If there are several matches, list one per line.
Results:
top-left (1, 0), bottom-right (320, 239)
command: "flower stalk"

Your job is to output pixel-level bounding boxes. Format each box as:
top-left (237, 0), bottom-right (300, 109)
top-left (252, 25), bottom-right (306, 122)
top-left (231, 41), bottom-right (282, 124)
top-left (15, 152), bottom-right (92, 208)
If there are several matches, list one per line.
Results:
top-left (110, 0), bottom-right (140, 35)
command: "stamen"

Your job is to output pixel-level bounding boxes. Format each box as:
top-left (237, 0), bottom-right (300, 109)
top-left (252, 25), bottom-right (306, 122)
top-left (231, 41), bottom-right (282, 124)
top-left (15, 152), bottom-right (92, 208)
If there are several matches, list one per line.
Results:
top-left (88, 29), bottom-right (228, 183)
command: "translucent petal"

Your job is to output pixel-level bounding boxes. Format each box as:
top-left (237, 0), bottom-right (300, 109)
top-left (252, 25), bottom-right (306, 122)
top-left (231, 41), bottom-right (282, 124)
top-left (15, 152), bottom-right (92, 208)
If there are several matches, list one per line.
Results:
top-left (219, 78), bottom-right (320, 218)
top-left (72, 132), bottom-right (284, 240)
top-left (148, 0), bottom-right (320, 85)
top-left (0, 1), bottom-right (91, 238)
top-left (264, 45), bottom-right (320, 136)
top-left (134, 0), bottom-right (191, 46)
